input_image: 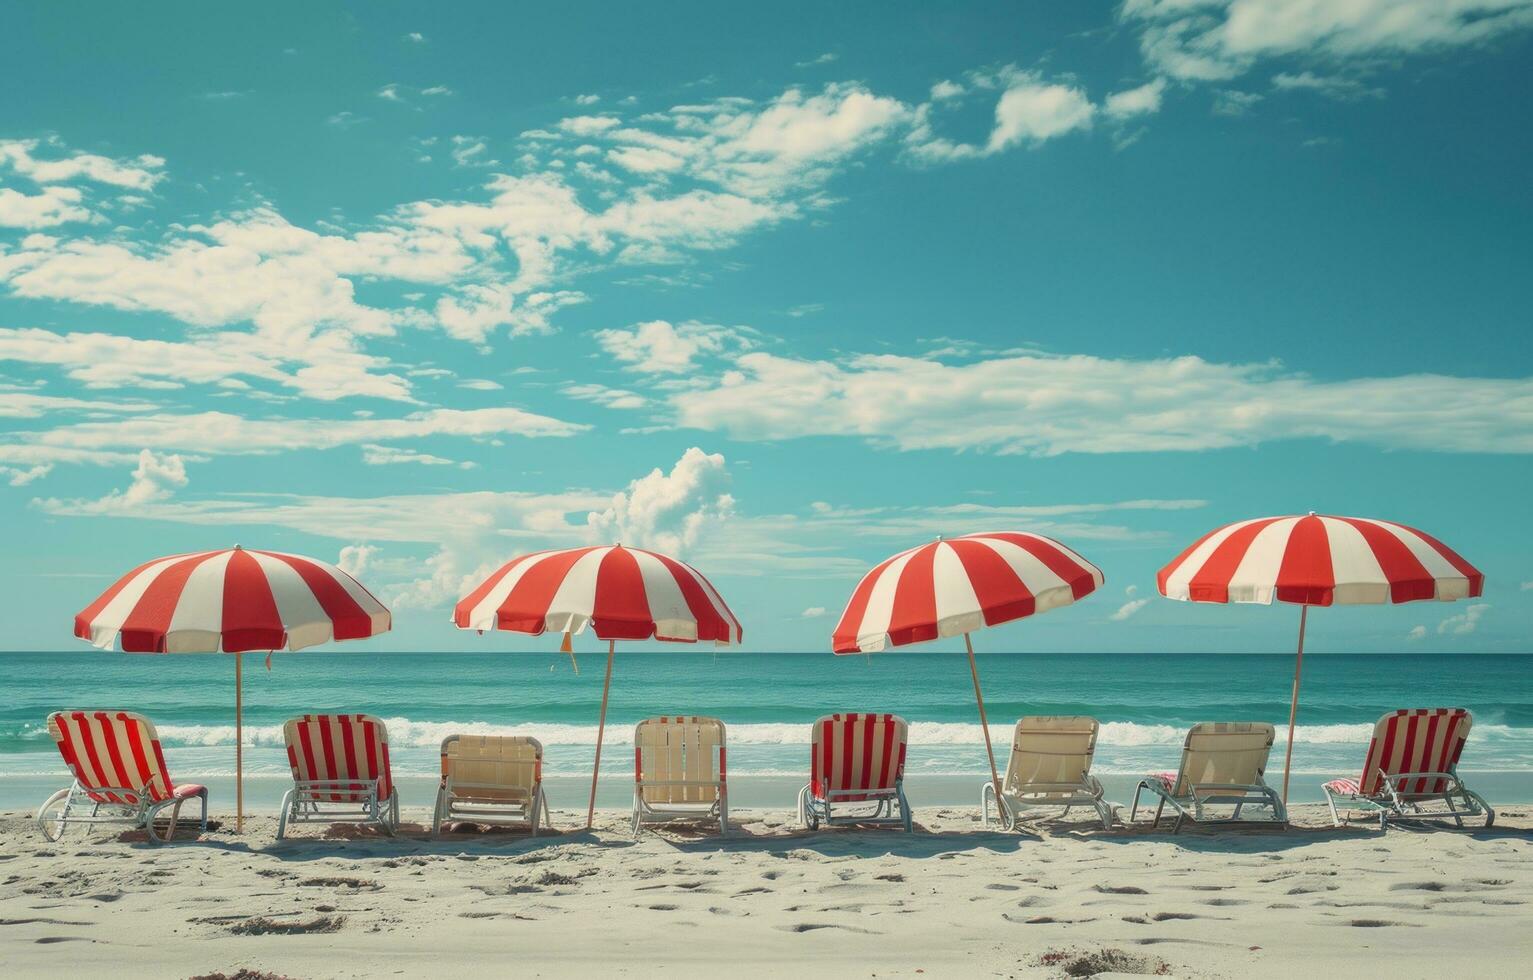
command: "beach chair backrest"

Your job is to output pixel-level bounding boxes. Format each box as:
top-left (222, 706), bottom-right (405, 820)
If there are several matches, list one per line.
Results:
top-left (1356, 708), bottom-right (1472, 797)
top-left (441, 735), bottom-right (542, 802)
top-left (47, 710), bottom-right (174, 805)
top-left (283, 714), bottom-right (393, 803)
top-left (1004, 715), bottom-right (1099, 794)
top-left (635, 716), bottom-right (725, 804)
top-left (810, 713), bottom-right (908, 802)
top-left (1170, 722), bottom-right (1274, 796)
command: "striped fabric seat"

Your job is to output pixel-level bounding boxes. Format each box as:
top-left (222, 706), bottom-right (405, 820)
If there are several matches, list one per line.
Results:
top-left (37, 711), bottom-right (208, 844)
top-left (277, 714), bottom-right (398, 839)
top-left (1321, 709), bottom-right (1493, 829)
top-left (632, 716), bottom-right (728, 836)
top-left (799, 713), bottom-right (912, 832)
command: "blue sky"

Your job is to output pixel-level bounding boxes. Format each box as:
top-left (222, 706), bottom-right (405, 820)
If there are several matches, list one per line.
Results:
top-left (2, 1), bottom-right (1530, 653)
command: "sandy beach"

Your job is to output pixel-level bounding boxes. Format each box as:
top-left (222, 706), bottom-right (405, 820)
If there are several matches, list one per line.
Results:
top-left (3, 804), bottom-right (1529, 979)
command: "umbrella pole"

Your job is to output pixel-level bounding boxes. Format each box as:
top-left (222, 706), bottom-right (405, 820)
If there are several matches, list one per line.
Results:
top-left (586, 639), bottom-right (615, 830)
top-left (235, 652), bottom-right (244, 834)
top-left (1280, 605), bottom-right (1308, 804)
top-left (964, 633), bottom-right (1004, 817)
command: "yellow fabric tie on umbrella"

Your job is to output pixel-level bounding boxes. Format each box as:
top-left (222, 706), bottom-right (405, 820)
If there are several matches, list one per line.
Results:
top-left (560, 630), bottom-right (579, 674)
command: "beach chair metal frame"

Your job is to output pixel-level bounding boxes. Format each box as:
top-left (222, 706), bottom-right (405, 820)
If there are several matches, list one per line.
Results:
top-left (277, 714), bottom-right (400, 840)
top-left (433, 734), bottom-right (550, 836)
top-left (36, 710), bottom-right (208, 845)
top-left (796, 713), bottom-right (912, 833)
top-left (980, 716), bottom-right (1117, 830)
top-left (1130, 722), bottom-right (1287, 833)
top-left (1321, 708), bottom-right (1494, 830)
top-left (631, 716), bottom-right (728, 837)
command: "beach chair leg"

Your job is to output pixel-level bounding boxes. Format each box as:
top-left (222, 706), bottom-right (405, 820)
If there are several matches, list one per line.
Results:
top-left (431, 787), bottom-right (446, 838)
top-left (1129, 781), bottom-right (1146, 824)
top-left (36, 788), bottom-right (72, 843)
top-left (1324, 788), bottom-right (1342, 827)
top-left (631, 791), bottom-right (643, 839)
top-left (719, 790), bottom-right (728, 836)
top-left (276, 788), bottom-right (295, 841)
top-left (1154, 798), bottom-right (1166, 827)
top-left (980, 782), bottom-right (992, 828)
top-left (898, 783), bottom-right (913, 833)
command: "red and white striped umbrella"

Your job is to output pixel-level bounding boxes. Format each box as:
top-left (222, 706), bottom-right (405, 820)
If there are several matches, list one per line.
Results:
top-left (1157, 513), bottom-right (1483, 802)
top-left (833, 532), bottom-right (1104, 654)
top-left (454, 544), bottom-right (740, 644)
top-left (74, 546), bottom-right (391, 831)
top-left (453, 544), bottom-right (741, 827)
top-left (830, 533), bottom-right (1104, 821)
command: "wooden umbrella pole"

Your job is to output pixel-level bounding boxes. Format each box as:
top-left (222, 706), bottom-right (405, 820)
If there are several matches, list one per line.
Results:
top-left (235, 652), bottom-right (244, 834)
top-left (1280, 605), bottom-right (1308, 804)
top-left (964, 633), bottom-right (1004, 818)
top-left (586, 640), bottom-right (615, 830)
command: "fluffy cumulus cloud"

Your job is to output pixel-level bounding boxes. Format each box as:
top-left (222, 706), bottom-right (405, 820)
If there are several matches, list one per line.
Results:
top-left (34, 448), bottom-right (188, 515)
top-left (1122, 0), bottom-right (1533, 82)
top-left (0, 138), bottom-right (164, 190)
top-left (907, 68), bottom-right (1095, 162)
top-left (1104, 78), bottom-right (1168, 119)
top-left (661, 347), bottom-right (1533, 455)
top-left (586, 447), bottom-right (735, 555)
top-left (337, 543), bottom-right (380, 577)
top-left (593, 320), bottom-right (751, 373)
top-left (1437, 602), bottom-right (1490, 635)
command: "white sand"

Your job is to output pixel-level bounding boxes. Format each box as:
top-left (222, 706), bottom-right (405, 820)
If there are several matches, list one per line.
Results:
top-left (2, 804), bottom-right (1530, 979)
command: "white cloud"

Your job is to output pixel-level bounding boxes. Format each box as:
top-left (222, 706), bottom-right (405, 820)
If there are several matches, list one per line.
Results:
top-left (1437, 603), bottom-right (1490, 635)
top-left (802, 606), bottom-right (828, 618)
top-left (562, 383), bottom-right (647, 410)
top-left (574, 94), bottom-right (601, 106)
top-left (586, 447), bottom-right (735, 555)
top-left (1522, 581), bottom-right (1533, 591)
top-left (0, 185), bottom-right (96, 228)
top-left (1, 462), bottom-right (52, 486)
top-left (15, 406), bottom-right (586, 457)
top-left (337, 544), bottom-right (379, 577)
top-left (457, 378), bottom-right (503, 391)
top-left (594, 319), bottom-right (750, 374)
top-left (421, 85), bottom-right (453, 97)
top-left (908, 71), bottom-right (1093, 161)
top-left (403, 32), bottom-right (426, 43)
top-left (359, 444), bottom-right (472, 468)
top-left (1111, 598), bottom-right (1150, 621)
top-left (1407, 625), bottom-right (1427, 641)
top-left (1123, 0), bottom-right (1533, 82)
top-left (930, 80), bottom-right (965, 100)
top-left (377, 84), bottom-right (404, 102)
top-left (559, 115), bottom-right (623, 136)
top-left (0, 389), bottom-right (154, 418)
top-left (1104, 78), bottom-right (1167, 119)
top-left (0, 138), bottom-right (165, 189)
top-left (37, 448), bottom-right (188, 515)
top-left (1212, 89), bottom-right (1263, 115)
top-left (664, 346), bottom-right (1533, 455)
top-left (1271, 71), bottom-right (1384, 100)
top-left (795, 52), bottom-right (839, 68)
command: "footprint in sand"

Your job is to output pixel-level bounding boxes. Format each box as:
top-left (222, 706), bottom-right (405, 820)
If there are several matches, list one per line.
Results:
top-left (1093, 884), bottom-right (1147, 895)
top-left (777, 923), bottom-right (877, 934)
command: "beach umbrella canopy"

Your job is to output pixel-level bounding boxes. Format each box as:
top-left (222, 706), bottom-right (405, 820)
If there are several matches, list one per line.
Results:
top-left (1158, 513), bottom-right (1483, 802)
top-left (453, 544), bottom-right (741, 828)
top-left (74, 545), bottom-right (392, 832)
top-left (831, 532), bottom-right (1105, 818)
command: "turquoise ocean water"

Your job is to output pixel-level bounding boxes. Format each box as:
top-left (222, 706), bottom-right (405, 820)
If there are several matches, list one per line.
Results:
top-left (3, 651), bottom-right (1529, 811)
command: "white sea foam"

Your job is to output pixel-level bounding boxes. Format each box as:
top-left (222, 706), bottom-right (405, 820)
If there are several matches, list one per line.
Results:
top-left (145, 718), bottom-right (1530, 750)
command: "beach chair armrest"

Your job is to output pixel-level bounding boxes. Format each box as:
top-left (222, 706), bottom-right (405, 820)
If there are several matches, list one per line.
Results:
top-left (635, 778), bottom-right (723, 787)
top-left (1380, 770), bottom-right (1464, 799)
top-left (1188, 782), bottom-right (1276, 801)
top-left (1009, 781), bottom-right (1101, 795)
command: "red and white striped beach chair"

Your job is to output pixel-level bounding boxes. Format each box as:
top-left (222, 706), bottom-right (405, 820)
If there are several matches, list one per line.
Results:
top-left (36, 710), bottom-right (208, 844)
top-left (1321, 708), bottom-right (1493, 829)
top-left (632, 716), bottom-right (728, 837)
top-left (433, 734), bottom-right (549, 836)
top-left (797, 713), bottom-right (912, 832)
top-left (277, 714), bottom-right (399, 839)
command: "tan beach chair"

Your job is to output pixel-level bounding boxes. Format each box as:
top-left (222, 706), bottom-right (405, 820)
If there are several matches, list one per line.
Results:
top-left (797, 713), bottom-right (912, 832)
top-left (981, 716), bottom-right (1117, 830)
top-left (632, 716), bottom-right (728, 837)
top-left (36, 710), bottom-right (208, 844)
top-left (1321, 708), bottom-right (1493, 829)
top-left (277, 714), bottom-right (399, 839)
top-left (433, 735), bottom-right (549, 836)
top-left (1129, 722), bottom-right (1286, 832)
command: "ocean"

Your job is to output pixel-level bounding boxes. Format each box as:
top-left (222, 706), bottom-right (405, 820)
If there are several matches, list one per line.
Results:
top-left (4, 650), bottom-right (1530, 812)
